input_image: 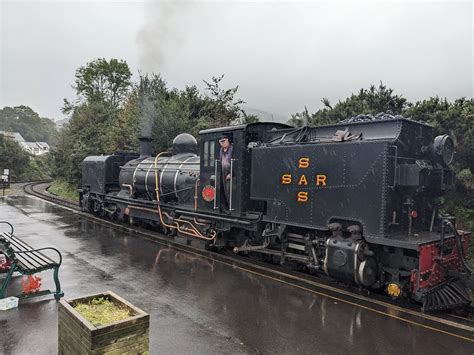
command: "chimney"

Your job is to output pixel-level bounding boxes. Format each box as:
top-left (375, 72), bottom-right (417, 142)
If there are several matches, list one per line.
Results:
top-left (139, 136), bottom-right (153, 158)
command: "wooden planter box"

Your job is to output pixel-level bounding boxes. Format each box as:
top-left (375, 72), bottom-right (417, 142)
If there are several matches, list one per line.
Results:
top-left (58, 291), bottom-right (149, 354)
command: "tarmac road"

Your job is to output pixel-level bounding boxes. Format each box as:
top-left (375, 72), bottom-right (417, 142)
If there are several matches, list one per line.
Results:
top-left (0, 195), bottom-right (472, 354)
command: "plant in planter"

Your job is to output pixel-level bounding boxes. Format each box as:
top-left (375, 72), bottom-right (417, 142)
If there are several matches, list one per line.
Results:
top-left (58, 291), bottom-right (149, 354)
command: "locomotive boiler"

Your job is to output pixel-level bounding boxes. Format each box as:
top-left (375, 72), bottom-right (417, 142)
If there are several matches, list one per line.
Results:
top-left (80, 116), bottom-right (472, 311)
top-left (118, 134), bottom-right (200, 205)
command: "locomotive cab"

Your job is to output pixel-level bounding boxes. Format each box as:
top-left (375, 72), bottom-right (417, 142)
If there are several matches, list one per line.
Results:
top-left (198, 127), bottom-right (243, 216)
top-left (198, 123), bottom-right (291, 217)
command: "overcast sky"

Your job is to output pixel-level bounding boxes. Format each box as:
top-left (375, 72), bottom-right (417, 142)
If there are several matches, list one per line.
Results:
top-left (0, 0), bottom-right (472, 121)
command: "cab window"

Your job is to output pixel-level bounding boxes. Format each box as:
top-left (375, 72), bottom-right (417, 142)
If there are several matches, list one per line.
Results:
top-left (203, 140), bottom-right (215, 167)
top-left (209, 141), bottom-right (215, 167)
top-left (204, 141), bottom-right (209, 166)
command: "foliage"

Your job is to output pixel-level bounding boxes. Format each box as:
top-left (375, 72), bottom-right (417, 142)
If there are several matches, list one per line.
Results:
top-left (53, 101), bottom-right (115, 185)
top-left (22, 154), bottom-right (54, 181)
top-left (73, 297), bottom-right (131, 326)
top-left (0, 135), bottom-right (30, 180)
top-left (105, 73), bottom-right (257, 154)
top-left (289, 85), bottom-right (472, 174)
top-left (0, 106), bottom-right (58, 144)
top-left (55, 59), bottom-right (256, 186)
top-left (289, 83), bottom-right (408, 126)
top-left (457, 169), bottom-right (473, 191)
top-left (48, 179), bottom-right (78, 201)
top-left (241, 112), bottom-right (260, 124)
top-left (202, 75), bottom-right (246, 127)
top-left (63, 58), bottom-right (132, 112)
top-left (0, 135), bottom-right (53, 181)
top-left (404, 97), bottom-right (473, 172)
top-left (55, 58), bottom-right (134, 186)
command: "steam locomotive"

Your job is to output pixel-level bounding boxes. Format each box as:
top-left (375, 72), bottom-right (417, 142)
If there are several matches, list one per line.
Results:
top-left (80, 117), bottom-right (472, 311)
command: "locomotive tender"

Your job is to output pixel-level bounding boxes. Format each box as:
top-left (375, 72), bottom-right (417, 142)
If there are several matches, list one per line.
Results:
top-left (80, 117), bottom-right (472, 311)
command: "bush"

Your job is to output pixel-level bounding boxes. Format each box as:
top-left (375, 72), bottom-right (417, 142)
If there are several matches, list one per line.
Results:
top-left (456, 169), bottom-right (473, 192)
top-left (48, 180), bottom-right (78, 201)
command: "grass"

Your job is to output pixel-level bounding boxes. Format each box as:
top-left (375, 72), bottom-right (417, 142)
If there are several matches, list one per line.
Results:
top-left (48, 180), bottom-right (78, 202)
top-left (73, 297), bottom-right (131, 327)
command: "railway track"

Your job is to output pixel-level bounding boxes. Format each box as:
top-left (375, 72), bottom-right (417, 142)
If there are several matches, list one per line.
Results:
top-left (23, 180), bottom-right (79, 210)
top-left (21, 181), bottom-right (474, 342)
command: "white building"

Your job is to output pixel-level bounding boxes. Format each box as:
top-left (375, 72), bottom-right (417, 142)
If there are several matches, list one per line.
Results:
top-left (0, 131), bottom-right (50, 155)
top-left (20, 142), bottom-right (50, 155)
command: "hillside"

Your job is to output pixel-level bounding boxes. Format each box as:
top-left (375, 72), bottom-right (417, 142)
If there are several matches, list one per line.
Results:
top-left (0, 105), bottom-right (58, 145)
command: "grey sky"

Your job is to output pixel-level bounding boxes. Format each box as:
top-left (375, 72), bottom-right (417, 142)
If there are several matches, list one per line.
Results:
top-left (0, 0), bottom-right (472, 121)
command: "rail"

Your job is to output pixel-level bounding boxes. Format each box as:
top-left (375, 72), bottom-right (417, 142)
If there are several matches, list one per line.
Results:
top-left (23, 181), bottom-right (80, 210)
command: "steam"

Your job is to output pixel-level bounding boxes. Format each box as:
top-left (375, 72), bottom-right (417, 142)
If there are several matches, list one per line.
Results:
top-left (136, 1), bottom-right (196, 73)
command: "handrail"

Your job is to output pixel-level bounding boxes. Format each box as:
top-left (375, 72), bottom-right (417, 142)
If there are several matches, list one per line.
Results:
top-left (444, 220), bottom-right (473, 274)
top-left (229, 158), bottom-right (235, 211)
top-left (0, 222), bottom-right (13, 234)
top-left (214, 159), bottom-right (219, 210)
top-left (193, 180), bottom-right (208, 226)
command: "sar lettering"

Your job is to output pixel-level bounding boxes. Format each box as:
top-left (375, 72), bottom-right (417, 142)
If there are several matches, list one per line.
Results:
top-left (316, 175), bottom-right (327, 186)
top-left (298, 174), bottom-right (308, 185)
top-left (297, 191), bottom-right (308, 202)
top-left (298, 157), bottom-right (310, 168)
top-left (281, 174), bottom-right (292, 184)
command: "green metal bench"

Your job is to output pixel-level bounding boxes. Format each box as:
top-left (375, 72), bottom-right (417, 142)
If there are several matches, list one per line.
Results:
top-left (0, 221), bottom-right (64, 300)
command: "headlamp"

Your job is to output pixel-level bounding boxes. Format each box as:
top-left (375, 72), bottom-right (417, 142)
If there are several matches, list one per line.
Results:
top-left (433, 134), bottom-right (454, 166)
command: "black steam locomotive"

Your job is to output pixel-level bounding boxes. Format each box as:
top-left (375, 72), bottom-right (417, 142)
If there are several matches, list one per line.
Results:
top-left (80, 117), bottom-right (472, 311)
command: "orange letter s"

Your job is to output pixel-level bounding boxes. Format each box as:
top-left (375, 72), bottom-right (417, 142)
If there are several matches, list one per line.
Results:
top-left (281, 174), bottom-right (292, 184)
top-left (297, 191), bottom-right (308, 202)
top-left (298, 157), bottom-right (310, 168)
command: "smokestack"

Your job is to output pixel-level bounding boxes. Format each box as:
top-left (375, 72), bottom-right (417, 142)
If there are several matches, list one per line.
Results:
top-left (139, 136), bottom-right (153, 158)
top-left (139, 93), bottom-right (154, 158)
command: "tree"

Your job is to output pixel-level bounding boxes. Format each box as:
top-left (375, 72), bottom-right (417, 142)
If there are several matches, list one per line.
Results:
top-left (287, 107), bottom-right (311, 127)
top-left (203, 75), bottom-right (245, 127)
top-left (240, 112), bottom-right (260, 124)
top-left (405, 97), bottom-right (474, 172)
top-left (0, 135), bottom-right (29, 180)
top-left (0, 105), bottom-right (58, 144)
top-left (56, 58), bottom-right (133, 185)
top-left (53, 101), bottom-right (114, 185)
top-left (290, 82), bottom-right (408, 126)
top-left (56, 66), bottom-right (256, 186)
top-left (64, 58), bottom-right (132, 112)
top-left (105, 73), bottom-right (256, 155)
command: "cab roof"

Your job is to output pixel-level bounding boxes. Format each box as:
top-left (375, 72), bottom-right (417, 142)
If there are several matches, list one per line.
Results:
top-left (199, 122), bottom-right (291, 135)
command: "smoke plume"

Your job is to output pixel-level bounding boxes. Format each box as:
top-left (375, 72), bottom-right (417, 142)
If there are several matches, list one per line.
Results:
top-left (136, 1), bottom-right (196, 73)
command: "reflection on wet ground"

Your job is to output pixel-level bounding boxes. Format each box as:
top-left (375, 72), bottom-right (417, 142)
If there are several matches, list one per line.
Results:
top-left (0, 196), bottom-right (472, 354)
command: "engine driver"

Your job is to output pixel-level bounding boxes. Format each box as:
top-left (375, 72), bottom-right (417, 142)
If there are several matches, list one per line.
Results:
top-left (218, 134), bottom-right (233, 211)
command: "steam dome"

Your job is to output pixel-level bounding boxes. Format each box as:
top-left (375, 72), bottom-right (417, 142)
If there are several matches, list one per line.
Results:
top-left (172, 133), bottom-right (198, 155)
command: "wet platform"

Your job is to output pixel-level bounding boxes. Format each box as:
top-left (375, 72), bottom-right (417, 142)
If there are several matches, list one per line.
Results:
top-left (0, 195), bottom-right (472, 354)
